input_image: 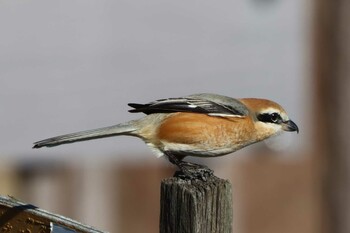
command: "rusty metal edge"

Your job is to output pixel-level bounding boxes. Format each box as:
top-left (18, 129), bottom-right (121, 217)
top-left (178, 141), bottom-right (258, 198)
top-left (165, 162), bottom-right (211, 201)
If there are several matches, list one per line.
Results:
top-left (0, 195), bottom-right (108, 233)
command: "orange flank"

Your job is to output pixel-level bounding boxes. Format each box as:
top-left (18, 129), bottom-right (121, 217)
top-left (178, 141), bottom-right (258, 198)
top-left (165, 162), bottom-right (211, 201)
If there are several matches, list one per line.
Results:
top-left (157, 113), bottom-right (255, 148)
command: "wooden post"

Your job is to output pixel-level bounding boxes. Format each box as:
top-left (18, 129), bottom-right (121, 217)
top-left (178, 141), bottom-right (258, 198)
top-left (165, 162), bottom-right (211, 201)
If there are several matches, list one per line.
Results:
top-left (159, 176), bottom-right (232, 233)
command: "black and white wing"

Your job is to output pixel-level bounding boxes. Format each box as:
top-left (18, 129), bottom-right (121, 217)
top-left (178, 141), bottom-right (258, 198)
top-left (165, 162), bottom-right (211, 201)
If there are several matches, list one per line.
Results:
top-left (128, 93), bottom-right (249, 117)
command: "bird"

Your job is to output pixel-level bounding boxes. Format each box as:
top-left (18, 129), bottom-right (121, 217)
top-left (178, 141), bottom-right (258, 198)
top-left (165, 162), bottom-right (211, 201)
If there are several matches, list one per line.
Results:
top-left (33, 93), bottom-right (299, 179)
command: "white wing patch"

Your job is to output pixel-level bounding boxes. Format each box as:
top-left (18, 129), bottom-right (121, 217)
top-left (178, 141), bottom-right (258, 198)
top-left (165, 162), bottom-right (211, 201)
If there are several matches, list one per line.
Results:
top-left (208, 113), bottom-right (245, 118)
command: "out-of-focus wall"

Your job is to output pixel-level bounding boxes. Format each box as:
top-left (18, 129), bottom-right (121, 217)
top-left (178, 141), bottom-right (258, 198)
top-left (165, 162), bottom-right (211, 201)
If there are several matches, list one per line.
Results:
top-left (4, 154), bottom-right (320, 233)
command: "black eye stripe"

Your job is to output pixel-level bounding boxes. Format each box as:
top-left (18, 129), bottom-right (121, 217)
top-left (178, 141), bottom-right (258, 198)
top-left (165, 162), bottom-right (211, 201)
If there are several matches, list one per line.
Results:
top-left (257, 113), bottom-right (282, 124)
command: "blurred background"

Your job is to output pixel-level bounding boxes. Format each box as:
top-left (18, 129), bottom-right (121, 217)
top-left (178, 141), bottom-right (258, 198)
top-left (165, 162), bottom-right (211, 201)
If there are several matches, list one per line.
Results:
top-left (1, 0), bottom-right (348, 232)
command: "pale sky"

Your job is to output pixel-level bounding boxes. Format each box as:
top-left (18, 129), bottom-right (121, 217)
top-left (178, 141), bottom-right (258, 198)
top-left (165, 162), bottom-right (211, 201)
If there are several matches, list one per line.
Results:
top-left (0, 0), bottom-right (312, 160)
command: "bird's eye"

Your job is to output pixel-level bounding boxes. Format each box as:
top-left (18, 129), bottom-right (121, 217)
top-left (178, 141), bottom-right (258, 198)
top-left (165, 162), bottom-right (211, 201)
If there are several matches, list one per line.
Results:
top-left (257, 112), bottom-right (282, 124)
top-left (270, 113), bottom-right (279, 123)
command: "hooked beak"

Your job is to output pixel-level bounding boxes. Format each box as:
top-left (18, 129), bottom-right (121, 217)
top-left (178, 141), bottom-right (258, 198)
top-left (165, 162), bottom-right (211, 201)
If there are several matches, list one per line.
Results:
top-left (282, 120), bottom-right (299, 133)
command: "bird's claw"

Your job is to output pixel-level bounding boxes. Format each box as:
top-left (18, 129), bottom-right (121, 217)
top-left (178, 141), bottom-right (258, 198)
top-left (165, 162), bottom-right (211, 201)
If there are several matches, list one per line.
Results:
top-left (174, 162), bottom-right (214, 181)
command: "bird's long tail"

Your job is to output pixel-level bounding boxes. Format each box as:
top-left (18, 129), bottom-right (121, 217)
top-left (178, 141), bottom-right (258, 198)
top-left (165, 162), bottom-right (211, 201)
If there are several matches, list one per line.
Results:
top-left (33, 121), bottom-right (137, 149)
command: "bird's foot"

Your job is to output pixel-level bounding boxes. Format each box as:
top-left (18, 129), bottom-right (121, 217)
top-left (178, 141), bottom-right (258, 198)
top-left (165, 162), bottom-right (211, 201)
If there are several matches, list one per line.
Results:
top-left (174, 161), bottom-right (214, 181)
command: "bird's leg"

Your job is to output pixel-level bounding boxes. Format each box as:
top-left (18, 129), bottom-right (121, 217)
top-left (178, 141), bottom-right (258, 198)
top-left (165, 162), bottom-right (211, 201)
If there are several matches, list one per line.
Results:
top-left (164, 151), bottom-right (214, 181)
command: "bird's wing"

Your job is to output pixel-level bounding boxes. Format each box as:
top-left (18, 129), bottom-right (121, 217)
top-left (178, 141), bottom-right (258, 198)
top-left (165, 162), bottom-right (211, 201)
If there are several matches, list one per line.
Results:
top-left (128, 93), bottom-right (249, 117)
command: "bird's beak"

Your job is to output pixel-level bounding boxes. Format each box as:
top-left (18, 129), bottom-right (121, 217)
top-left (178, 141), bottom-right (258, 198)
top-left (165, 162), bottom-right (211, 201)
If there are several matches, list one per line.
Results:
top-left (282, 120), bottom-right (299, 133)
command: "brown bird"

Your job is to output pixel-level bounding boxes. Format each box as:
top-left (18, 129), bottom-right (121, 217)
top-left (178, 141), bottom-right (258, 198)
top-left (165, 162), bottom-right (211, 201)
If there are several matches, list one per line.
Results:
top-left (33, 93), bottom-right (299, 179)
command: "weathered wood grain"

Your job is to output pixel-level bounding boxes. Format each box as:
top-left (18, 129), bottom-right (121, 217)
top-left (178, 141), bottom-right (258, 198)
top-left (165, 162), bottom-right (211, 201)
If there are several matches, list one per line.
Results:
top-left (160, 176), bottom-right (232, 233)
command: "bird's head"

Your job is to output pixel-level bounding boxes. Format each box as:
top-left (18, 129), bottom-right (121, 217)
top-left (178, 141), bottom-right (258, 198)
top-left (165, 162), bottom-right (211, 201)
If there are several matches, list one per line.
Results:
top-left (239, 98), bottom-right (299, 140)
